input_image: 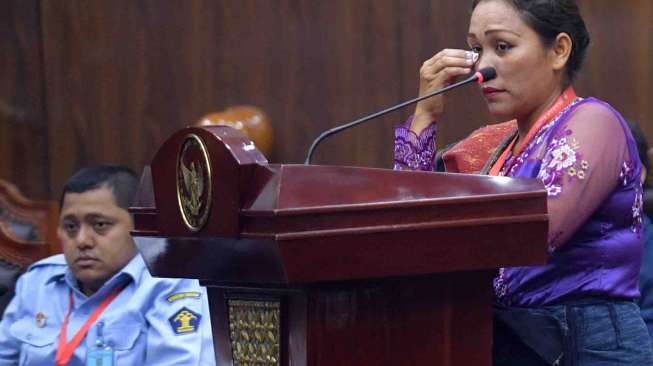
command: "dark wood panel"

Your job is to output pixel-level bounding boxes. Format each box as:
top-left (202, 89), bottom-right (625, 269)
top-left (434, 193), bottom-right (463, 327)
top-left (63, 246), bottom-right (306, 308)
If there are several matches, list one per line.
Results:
top-left (40, 0), bottom-right (205, 198)
top-left (576, 0), bottom-right (653, 149)
top-left (0, 0), bottom-right (49, 199)
top-left (1, 0), bottom-right (651, 198)
top-left (305, 273), bottom-right (493, 365)
top-left (37, 0), bottom-right (492, 197)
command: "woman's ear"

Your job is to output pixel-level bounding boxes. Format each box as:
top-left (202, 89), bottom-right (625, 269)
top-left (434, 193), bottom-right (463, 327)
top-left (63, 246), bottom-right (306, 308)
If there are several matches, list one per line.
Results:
top-left (551, 32), bottom-right (573, 72)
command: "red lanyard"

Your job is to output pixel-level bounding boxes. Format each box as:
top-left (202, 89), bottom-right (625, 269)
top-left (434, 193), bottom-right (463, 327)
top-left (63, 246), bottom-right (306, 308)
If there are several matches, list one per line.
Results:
top-left (55, 286), bottom-right (124, 366)
top-left (488, 86), bottom-right (577, 176)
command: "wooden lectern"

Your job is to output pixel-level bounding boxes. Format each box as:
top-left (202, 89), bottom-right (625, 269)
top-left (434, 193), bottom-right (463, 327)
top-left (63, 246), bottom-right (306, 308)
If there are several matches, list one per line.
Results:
top-left (130, 126), bottom-right (548, 366)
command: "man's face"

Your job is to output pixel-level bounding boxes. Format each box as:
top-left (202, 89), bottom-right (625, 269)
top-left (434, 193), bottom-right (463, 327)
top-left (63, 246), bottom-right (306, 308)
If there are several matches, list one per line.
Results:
top-left (58, 186), bottom-right (137, 295)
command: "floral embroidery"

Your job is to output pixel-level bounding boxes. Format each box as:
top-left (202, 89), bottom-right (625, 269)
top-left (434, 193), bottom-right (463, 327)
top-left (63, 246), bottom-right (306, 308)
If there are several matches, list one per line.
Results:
top-left (394, 142), bottom-right (413, 169)
top-left (498, 98), bottom-right (583, 177)
top-left (536, 131), bottom-right (589, 197)
top-left (394, 122), bottom-right (437, 171)
top-left (549, 144), bottom-right (577, 170)
top-left (619, 161), bottom-right (636, 186)
top-left (632, 186), bottom-right (643, 233)
top-left (494, 267), bottom-right (508, 301)
top-left (619, 161), bottom-right (643, 233)
top-left (581, 160), bottom-right (589, 170)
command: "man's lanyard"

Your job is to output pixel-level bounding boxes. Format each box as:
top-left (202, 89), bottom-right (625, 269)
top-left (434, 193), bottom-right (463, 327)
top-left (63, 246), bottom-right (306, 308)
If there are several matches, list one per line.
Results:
top-left (55, 285), bottom-right (124, 366)
top-left (488, 86), bottom-right (577, 176)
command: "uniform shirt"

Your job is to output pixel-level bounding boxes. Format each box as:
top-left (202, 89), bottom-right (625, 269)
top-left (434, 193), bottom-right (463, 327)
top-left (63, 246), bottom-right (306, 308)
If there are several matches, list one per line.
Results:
top-left (0, 254), bottom-right (216, 365)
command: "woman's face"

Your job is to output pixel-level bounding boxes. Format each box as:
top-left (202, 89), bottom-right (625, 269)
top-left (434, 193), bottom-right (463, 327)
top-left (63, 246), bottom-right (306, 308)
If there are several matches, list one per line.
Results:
top-left (468, 0), bottom-right (563, 122)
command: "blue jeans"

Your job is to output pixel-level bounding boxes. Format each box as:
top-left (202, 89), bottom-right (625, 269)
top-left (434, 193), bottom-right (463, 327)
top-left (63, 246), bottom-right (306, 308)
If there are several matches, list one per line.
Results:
top-left (494, 301), bottom-right (653, 366)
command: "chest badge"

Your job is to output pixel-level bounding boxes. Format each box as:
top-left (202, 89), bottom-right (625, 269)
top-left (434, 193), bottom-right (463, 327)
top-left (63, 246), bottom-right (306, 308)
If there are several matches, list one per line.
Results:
top-left (169, 307), bottom-right (201, 335)
top-left (35, 312), bottom-right (47, 328)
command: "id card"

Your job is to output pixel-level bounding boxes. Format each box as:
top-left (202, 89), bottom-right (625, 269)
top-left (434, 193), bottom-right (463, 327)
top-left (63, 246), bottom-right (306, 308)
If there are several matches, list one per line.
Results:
top-left (86, 348), bottom-right (114, 366)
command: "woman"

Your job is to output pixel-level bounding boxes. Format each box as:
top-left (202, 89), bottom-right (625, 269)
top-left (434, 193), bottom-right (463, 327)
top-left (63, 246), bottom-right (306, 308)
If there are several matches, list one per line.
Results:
top-left (394, 1), bottom-right (652, 365)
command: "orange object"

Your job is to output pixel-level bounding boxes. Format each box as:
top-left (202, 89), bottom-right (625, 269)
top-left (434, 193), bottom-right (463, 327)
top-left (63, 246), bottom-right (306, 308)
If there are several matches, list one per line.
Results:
top-left (197, 106), bottom-right (273, 157)
top-left (55, 286), bottom-right (125, 366)
top-left (488, 87), bottom-right (577, 176)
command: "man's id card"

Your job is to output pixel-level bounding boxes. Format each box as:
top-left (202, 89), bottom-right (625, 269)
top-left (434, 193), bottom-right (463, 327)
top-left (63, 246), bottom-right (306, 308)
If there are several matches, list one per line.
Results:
top-left (86, 348), bottom-right (114, 366)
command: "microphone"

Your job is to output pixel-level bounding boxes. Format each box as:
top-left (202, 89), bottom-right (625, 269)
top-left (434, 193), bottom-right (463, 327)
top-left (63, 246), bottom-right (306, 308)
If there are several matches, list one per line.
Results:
top-left (304, 67), bottom-right (497, 164)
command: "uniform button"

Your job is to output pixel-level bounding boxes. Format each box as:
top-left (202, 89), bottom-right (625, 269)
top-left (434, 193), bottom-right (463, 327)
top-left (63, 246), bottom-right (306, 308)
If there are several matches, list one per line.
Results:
top-left (26, 334), bottom-right (32, 340)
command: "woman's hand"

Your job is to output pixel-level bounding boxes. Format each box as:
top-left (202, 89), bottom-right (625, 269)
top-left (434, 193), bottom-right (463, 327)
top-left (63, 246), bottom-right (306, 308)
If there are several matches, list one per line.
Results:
top-left (412, 49), bottom-right (477, 134)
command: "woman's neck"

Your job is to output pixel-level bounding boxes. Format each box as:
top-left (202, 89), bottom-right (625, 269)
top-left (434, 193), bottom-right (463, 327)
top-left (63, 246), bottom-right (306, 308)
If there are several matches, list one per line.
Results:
top-left (514, 86), bottom-right (565, 152)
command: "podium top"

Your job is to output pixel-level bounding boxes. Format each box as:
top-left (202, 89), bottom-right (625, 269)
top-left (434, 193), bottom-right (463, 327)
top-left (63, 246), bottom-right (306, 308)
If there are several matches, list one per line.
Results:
top-left (131, 126), bottom-right (548, 285)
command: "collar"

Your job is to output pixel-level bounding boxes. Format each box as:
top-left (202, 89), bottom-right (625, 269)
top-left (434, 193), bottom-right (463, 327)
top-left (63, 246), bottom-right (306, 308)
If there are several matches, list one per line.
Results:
top-left (46, 254), bottom-right (146, 296)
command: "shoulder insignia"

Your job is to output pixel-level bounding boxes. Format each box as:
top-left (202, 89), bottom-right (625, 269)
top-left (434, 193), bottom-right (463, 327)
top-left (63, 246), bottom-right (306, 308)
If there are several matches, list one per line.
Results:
top-left (27, 254), bottom-right (67, 271)
top-left (166, 291), bottom-right (201, 303)
top-left (169, 307), bottom-right (201, 335)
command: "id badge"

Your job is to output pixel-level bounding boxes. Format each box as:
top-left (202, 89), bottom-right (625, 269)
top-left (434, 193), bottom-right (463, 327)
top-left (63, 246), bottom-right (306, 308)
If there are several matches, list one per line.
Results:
top-left (86, 347), bottom-right (114, 366)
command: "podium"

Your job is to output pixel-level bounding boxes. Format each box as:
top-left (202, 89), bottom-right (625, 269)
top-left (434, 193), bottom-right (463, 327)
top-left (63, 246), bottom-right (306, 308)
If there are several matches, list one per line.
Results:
top-left (130, 126), bottom-right (548, 365)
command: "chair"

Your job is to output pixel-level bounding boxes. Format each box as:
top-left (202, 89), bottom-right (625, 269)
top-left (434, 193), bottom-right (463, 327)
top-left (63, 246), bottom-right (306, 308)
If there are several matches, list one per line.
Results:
top-left (0, 179), bottom-right (59, 318)
top-left (0, 179), bottom-right (59, 268)
top-left (196, 105), bottom-right (274, 157)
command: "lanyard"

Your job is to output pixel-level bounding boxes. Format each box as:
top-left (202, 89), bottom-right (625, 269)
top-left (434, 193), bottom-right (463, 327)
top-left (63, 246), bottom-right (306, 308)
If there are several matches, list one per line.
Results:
top-left (55, 285), bottom-right (124, 366)
top-left (488, 86), bottom-right (577, 176)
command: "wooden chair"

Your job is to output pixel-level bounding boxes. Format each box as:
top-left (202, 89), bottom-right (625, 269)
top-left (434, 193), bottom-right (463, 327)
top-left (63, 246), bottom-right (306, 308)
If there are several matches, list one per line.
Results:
top-left (0, 179), bottom-right (59, 269)
top-left (197, 105), bottom-right (274, 157)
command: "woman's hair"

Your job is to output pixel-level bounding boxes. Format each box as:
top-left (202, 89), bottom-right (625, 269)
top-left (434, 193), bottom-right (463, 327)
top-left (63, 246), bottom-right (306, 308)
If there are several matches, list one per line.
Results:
top-left (471, 0), bottom-right (590, 80)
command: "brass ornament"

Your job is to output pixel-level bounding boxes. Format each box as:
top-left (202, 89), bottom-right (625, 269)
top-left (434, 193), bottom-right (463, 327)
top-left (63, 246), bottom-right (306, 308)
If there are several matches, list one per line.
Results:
top-left (176, 134), bottom-right (212, 231)
top-left (228, 300), bottom-right (281, 366)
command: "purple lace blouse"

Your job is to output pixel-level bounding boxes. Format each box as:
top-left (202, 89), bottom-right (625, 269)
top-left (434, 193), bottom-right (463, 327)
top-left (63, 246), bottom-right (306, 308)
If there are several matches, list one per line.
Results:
top-left (394, 98), bottom-right (645, 306)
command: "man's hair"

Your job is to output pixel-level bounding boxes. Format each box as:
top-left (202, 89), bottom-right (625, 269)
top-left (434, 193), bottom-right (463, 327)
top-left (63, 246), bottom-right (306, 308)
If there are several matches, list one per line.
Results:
top-left (59, 165), bottom-right (139, 209)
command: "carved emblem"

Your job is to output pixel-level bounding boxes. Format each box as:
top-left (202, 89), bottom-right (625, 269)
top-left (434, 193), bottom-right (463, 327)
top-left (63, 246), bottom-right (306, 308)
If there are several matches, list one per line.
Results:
top-left (176, 134), bottom-right (212, 231)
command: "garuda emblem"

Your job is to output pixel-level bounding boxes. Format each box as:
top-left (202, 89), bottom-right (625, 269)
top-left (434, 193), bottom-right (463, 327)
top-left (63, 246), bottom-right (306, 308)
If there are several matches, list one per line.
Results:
top-left (176, 134), bottom-right (212, 231)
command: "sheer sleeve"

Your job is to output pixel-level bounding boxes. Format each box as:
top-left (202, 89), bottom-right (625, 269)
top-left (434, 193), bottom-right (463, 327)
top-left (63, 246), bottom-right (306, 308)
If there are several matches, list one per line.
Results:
top-left (394, 116), bottom-right (437, 171)
top-left (536, 102), bottom-right (631, 251)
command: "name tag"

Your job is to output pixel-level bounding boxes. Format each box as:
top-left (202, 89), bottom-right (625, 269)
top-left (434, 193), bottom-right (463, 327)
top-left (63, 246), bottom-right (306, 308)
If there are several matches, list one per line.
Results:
top-left (86, 347), bottom-right (114, 366)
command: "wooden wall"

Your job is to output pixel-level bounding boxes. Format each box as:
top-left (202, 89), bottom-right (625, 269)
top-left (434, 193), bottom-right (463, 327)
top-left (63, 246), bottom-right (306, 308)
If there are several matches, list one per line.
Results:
top-left (0, 0), bottom-right (49, 199)
top-left (1, 0), bottom-right (652, 200)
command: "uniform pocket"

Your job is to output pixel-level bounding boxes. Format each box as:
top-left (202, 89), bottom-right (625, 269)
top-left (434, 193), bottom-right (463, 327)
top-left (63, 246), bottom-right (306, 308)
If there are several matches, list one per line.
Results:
top-left (102, 325), bottom-right (143, 351)
top-left (9, 318), bottom-right (57, 347)
top-left (9, 318), bottom-right (58, 366)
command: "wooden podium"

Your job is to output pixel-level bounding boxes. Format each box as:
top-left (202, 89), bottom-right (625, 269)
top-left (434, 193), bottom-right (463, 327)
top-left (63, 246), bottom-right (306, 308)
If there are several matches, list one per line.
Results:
top-left (130, 126), bottom-right (548, 365)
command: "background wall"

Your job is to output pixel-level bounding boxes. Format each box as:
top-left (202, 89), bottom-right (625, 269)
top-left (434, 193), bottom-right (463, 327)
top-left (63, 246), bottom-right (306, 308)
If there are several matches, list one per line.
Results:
top-left (1, 0), bottom-right (652, 200)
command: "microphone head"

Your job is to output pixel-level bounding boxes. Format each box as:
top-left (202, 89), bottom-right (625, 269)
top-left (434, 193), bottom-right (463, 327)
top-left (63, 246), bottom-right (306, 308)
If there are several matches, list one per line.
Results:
top-left (476, 67), bottom-right (497, 84)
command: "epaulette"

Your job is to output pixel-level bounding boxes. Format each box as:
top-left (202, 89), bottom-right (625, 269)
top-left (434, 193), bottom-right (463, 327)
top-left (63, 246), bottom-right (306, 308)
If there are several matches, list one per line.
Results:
top-left (26, 254), bottom-right (67, 272)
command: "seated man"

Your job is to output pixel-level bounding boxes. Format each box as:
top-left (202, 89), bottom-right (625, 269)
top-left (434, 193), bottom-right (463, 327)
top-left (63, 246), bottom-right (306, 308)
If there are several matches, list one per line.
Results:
top-left (0, 165), bottom-right (215, 365)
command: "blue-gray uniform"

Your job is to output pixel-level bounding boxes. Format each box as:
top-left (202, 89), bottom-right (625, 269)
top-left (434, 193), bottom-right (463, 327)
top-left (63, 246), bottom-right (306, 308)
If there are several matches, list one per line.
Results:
top-left (0, 254), bottom-right (216, 365)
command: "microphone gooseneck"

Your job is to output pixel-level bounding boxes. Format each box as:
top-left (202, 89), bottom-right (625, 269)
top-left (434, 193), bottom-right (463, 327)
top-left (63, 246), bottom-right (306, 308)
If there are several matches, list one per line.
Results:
top-left (304, 67), bottom-right (497, 164)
